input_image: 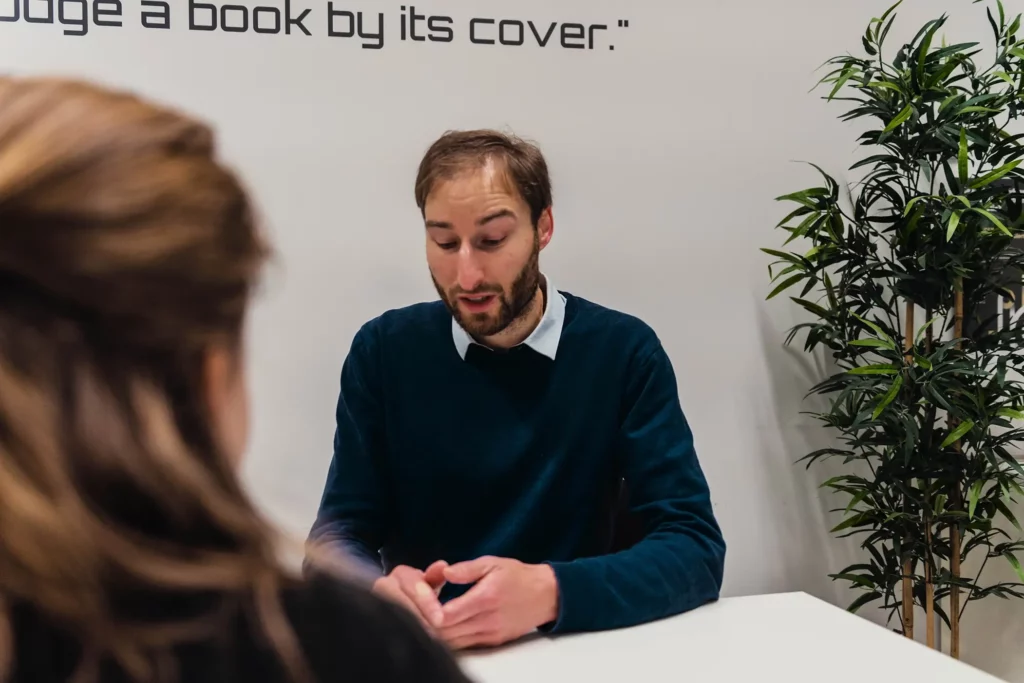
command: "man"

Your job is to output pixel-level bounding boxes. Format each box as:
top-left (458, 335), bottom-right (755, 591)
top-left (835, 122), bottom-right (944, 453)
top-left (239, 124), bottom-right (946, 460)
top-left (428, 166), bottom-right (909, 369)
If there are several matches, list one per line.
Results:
top-left (307, 129), bottom-right (725, 650)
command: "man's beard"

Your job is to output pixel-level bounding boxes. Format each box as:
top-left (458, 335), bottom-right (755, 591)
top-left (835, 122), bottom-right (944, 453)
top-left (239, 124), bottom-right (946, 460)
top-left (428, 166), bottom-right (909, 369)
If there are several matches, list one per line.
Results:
top-left (432, 237), bottom-right (541, 339)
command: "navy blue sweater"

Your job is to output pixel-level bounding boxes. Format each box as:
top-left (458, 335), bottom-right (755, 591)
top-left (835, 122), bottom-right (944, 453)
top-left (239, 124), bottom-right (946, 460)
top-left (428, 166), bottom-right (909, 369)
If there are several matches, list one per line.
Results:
top-left (309, 292), bottom-right (725, 634)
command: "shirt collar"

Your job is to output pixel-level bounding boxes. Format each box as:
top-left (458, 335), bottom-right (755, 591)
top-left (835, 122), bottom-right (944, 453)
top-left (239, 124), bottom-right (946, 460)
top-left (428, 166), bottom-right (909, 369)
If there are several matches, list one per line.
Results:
top-left (452, 274), bottom-right (566, 361)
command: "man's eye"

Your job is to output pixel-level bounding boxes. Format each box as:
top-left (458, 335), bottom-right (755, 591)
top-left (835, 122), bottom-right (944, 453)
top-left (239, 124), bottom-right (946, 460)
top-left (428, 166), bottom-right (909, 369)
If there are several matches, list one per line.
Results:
top-left (480, 238), bottom-right (505, 248)
top-left (437, 242), bottom-right (458, 251)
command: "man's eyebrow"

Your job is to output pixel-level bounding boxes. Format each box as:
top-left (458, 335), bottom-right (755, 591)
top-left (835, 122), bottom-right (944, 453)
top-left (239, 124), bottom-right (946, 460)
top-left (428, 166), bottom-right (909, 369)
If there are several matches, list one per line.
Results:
top-left (425, 220), bottom-right (452, 229)
top-left (478, 209), bottom-right (515, 226)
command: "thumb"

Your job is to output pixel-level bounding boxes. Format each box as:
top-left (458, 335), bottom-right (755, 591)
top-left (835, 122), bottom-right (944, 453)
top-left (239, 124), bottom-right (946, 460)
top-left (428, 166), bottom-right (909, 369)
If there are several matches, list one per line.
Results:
top-left (443, 556), bottom-right (499, 585)
top-left (423, 560), bottom-right (449, 589)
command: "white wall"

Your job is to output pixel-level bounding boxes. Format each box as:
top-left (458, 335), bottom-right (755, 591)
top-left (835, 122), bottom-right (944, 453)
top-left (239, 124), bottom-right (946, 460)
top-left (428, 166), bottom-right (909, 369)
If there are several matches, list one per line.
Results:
top-left (2, 0), bottom-right (1021, 679)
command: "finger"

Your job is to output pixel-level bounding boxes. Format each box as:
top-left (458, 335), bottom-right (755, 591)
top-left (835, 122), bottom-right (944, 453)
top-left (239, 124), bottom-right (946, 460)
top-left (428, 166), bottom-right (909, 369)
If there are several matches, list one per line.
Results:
top-left (447, 629), bottom-right (500, 651)
top-left (402, 578), bottom-right (445, 628)
top-left (440, 580), bottom-right (496, 628)
top-left (424, 560), bottom-right (449, 590)
top-left (379, 582), bottom-right (434, 630)
top-left (439, 611), bottom-right (496, 644)
top-left (443, 556), bottom-right (497, 585)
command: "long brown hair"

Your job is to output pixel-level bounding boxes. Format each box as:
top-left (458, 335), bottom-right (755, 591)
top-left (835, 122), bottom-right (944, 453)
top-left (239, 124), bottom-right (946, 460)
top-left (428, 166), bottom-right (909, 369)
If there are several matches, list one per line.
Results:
top-left (0, 77), bottom-right (305, 682)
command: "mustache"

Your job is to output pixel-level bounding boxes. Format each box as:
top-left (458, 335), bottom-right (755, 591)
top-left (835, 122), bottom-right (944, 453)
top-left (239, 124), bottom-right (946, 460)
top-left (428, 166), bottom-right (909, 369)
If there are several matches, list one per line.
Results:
top-left (450, 284), bottom-right (503, 296)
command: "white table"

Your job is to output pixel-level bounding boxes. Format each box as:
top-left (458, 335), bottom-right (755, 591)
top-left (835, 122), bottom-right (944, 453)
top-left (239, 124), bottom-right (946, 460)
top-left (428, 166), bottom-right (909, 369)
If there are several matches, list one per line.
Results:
top-left (458, 592), bottom-right (1002, 682)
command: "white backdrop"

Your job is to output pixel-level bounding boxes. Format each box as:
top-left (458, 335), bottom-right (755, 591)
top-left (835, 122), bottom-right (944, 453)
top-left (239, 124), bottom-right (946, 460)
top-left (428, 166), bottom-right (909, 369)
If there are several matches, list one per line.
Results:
top-left (2, 0), bottom-right (1022, 679)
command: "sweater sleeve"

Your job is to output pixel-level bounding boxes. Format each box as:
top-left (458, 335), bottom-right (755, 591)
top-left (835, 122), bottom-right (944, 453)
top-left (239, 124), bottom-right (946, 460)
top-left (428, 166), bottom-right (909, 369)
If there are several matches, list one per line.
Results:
top-left (544, 339), bottom-right (726, 633)
top-left (306, 324), bottom-right (390, 576)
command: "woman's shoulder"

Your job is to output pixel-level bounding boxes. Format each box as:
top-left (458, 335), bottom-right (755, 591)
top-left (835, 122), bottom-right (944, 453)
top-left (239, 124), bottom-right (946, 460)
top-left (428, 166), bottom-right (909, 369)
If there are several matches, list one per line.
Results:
top-left (278, 572), bottom-right (473, 683)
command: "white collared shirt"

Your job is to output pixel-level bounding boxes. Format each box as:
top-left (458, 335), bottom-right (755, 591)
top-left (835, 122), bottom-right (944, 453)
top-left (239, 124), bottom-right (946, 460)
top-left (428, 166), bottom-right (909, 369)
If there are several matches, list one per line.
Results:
top-left (451, 274), bottom-right (566, 360)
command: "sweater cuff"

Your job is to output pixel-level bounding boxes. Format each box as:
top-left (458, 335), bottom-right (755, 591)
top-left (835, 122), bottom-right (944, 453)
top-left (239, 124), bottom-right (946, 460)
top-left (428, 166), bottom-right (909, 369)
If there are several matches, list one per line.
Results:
top-left (537, 560), bottom-right (590, 634)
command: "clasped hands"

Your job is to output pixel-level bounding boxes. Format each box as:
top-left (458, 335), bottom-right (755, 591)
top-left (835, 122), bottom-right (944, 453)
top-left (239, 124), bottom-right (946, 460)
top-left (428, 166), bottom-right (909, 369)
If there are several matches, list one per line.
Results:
top-left (372, 556), bottom-right (559, 650)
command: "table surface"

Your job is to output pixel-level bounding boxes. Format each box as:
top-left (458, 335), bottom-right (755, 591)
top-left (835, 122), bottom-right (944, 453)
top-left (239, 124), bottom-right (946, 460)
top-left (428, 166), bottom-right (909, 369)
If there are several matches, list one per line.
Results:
top-left (458, 592), bottom-right (1003, 683)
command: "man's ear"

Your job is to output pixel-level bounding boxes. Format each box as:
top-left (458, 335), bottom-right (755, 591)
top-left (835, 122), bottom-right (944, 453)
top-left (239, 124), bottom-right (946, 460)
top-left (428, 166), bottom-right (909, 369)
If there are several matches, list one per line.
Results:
top-left (537, 207), bottom-right (554, 250)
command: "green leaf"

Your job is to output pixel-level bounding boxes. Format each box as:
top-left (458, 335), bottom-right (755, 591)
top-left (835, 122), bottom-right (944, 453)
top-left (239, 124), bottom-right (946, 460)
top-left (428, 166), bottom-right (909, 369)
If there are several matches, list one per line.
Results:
top-left (1007, 554), bottom-right (1024, 584)
top-left (849, 364), bottom-right (900, 376)
top-left (958, 106), bottom-right (1001, 114)
top-left (866, 80), bottom-right (904, 93)
top-left (947, 209), bottom-right (963, 241)
top-left (862, 33), bottom-right (878, 56)
top-left (761, 248), bottom-right (807, 266)
top-left (847, 591), bottom-right (883, 614)
top-left (958, 128), bottom-right (969, 185)
top-left (852, 313), bottom-right (893, 342)
top-left (766, 273), bottom-right (805, 300)
top-left (831, 573), bottom-right (875, 588)
top-left (873, 374), bottom-right (904, 419)
top-left (915, 315), bottom-right (943, 344)
top-left (972, 207), bottom-right (1013, 236)
top-left (903, 195), bottom-right (935, 216)
top-left (1010, 47), bottom-right (1024, 59)
top-left (884, 103), bottom-right (914, 132)
top-left (940, 93), bottom-right (962, 112)
top-left (829, 67), bottom-right (856, 100)
top-left (878, 0), bottom-right (903, 26)
top-left (993, 70), bottom-right (1015, 86)
top-left (968, 480), bottom-right (984, 519)
top-left (917, 317), bottom-right (937, 344)
top-left (791, 297), bottom-right (831, 318)
top-left (917, 22), bottom-right (940, 81)
top-left (970, 160), bottom-right (1022, 189)
top-left (823, 272), bottom-right (838, 310)
top-left (776, 190), bottom-right (820, 208)
top-left (940, 420), bottom-right (975, 449)
top-left (831, 512), bottom-right (868, 533)
top-left (996, 499), bottom-right (1022, 531)
top-left (997, 408), bottom-right (1024, 420)
top-left (851, 339), bottom-right (897, 350)
top-left (845, 489), bottom-right (869, 514)
top-left (770, 264), bottom-right (801, 282)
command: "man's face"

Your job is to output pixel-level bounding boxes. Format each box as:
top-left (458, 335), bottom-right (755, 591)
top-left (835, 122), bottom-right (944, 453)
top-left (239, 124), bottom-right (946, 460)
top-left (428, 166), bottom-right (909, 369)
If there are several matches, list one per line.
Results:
top-left (424, 161), bottom-right (553, 339)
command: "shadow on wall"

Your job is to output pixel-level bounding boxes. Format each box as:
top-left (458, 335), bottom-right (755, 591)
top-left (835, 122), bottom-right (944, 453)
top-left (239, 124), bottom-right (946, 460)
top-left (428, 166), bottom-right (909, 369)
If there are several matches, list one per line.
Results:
top-left (753, 297), bottom-right (891, 629)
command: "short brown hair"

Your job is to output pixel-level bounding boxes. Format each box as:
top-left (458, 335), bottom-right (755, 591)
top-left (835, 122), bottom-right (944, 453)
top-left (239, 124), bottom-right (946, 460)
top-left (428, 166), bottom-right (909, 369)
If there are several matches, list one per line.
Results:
top-left (414, 129), bottom-right (552, 225)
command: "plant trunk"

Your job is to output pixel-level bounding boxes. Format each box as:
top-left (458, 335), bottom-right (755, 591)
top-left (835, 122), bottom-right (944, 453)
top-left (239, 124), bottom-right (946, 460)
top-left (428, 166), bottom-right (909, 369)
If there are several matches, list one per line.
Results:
top-left (902, 302), bottom-right (915, 640)
top-left (950, 286), bottom-right (964, 658)
top-left (925, 526), bottom-right (935, 649)
top-left (950, 513), bottom-right (961, 658)
top-left (923, 303), bottom-right (934, 651)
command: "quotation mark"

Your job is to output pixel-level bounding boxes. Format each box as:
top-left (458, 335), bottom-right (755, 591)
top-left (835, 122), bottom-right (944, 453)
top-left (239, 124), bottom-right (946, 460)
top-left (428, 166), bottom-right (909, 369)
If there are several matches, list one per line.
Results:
top-left (610, 19), bottom-right (628, 49)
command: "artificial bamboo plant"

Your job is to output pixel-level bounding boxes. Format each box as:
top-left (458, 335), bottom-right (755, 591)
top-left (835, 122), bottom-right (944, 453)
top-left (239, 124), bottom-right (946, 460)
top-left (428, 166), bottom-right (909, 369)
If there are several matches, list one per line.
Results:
top-left (764, 0), bottom-right (1024, 658)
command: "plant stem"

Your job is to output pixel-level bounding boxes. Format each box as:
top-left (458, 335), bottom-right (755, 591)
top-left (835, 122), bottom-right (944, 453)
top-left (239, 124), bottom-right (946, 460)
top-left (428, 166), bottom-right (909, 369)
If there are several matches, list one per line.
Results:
top-left (902, 300), bottom-right (915, 640)
top-left (926, 525), bottom-right (936, 649)
top-left (950, 284), bottom-right (964, 659)
top-left (961, 552), bottom-right (989, 621)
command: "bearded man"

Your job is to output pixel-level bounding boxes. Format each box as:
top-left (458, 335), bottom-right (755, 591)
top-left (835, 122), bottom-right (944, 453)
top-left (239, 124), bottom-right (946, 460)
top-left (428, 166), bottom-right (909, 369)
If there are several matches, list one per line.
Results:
top-left (307, 129), bottom-right (726, 650)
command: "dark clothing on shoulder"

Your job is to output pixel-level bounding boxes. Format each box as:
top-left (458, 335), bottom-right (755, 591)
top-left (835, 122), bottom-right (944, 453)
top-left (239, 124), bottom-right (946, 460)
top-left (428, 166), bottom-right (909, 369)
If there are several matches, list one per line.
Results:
top-left (10, 573), bottom-right (472, 683)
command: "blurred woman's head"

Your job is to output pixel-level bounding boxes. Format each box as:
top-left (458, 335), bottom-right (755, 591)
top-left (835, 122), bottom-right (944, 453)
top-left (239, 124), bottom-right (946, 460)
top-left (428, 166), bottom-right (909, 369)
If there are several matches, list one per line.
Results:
top-left (0, 76), bottom-right (298, 680)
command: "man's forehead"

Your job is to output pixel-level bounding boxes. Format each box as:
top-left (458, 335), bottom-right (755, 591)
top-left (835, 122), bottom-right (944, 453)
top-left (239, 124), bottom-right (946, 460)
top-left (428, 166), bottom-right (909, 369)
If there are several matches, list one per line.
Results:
top-left (429, 159), bottom-right (522, 205)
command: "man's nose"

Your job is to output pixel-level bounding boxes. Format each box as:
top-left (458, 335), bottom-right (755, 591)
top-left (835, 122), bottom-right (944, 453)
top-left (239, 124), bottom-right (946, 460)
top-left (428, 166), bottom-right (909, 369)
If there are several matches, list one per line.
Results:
top-left (456, 246), bottom-right (485, 292)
